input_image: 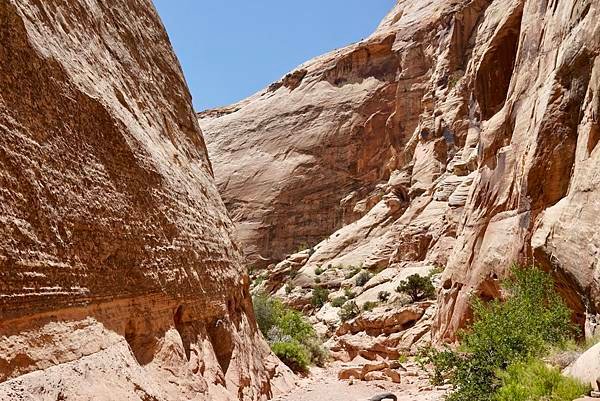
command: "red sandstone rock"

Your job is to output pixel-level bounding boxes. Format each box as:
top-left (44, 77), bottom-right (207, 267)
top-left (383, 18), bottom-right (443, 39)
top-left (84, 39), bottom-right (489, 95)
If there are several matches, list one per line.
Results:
top-left (203, 0), bottom-right (600, 344)
top-left (0, 0), bottom-right (292, 399)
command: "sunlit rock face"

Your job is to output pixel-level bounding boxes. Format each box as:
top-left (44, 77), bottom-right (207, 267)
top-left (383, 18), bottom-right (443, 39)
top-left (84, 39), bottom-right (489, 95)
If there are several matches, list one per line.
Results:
top-left (201, 0), bottom-right (600, 341)
top-left (0, 0), bottom-right (291, 399)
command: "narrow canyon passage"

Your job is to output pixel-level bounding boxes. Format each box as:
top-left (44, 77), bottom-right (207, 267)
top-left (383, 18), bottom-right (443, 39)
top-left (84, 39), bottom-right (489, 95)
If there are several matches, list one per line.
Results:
top-left (1, 0), bottom-right (600, 400)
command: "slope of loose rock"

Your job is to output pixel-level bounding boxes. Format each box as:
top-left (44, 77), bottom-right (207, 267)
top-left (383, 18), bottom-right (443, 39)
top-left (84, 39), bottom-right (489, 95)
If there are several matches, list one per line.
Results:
top-left (0, 1), bottom-right (291, 399)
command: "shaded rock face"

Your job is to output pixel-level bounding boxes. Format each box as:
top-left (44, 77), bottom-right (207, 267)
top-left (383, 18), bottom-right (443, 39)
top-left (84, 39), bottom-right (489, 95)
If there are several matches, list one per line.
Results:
top-left (202, 0), bottom-right (600, 342)
top-left (0, 0), bottom-right (290, 399)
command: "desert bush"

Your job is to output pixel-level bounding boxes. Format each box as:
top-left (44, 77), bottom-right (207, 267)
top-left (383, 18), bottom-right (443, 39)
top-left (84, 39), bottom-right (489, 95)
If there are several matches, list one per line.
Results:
top-left (253, 294), bottom-right (284, 335)
top-left (378, 290), bottom-right (391, 302)
top-left (362, 301), bottom-right (378, 311)
top-left (285, 281), bottom-right (294, 294)
top-left (419, 265), bottom-right (577, 401)
top-left (252, 294), bottom-right (327, 372)
top-left (495, 359), bottom-right (589, 401)
top-left (339, 300), bottom-right (360, 322)
top-left (345, 266), bottom-right (362, 279)
top-left (314, 266), bottom-right (325, 276)
top-left (396, 274), bottom-right (435, 302)
top-left (355, 271), bottom-right (372, 287)
top-left (302, 337), bottom-right (329, 368)
top-left (331, 296), bottom-right (347, 307)
top-left (344, 287), bottom-right (356, 299)
top-left (271, 341), bottom-right (310, 374)
top-left (278, 310), bottom-right (314, 342)
top-left (311, 286), bottom-right (329, 308)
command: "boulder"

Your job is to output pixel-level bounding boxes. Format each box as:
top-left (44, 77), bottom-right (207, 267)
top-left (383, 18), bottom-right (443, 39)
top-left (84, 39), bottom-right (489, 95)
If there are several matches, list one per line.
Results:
top-left (565, 343), bottom-right (600, 391)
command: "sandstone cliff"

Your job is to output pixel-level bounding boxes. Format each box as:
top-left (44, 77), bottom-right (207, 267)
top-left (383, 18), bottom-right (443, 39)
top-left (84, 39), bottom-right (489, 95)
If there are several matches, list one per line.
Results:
top-left (200, 0), bottom-right (600, 344)
top-left (0, 1), bottom-right (291, 400)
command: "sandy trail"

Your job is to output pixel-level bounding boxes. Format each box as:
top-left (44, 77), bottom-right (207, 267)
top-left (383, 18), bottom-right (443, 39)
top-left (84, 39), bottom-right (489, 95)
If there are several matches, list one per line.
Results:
top-left (274, 363), bottom-right (446, 401)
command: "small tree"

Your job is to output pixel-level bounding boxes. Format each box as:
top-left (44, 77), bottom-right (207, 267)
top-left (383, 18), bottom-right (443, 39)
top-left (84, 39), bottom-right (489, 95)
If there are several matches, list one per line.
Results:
top-left (339, 301), bottom-right (360, 322)
top-left (378, 291), bottom-right (391, 302)
top-left (311, 286), bottom-right (329, 308)
top-left (396, 274), bottom-right (435, 302)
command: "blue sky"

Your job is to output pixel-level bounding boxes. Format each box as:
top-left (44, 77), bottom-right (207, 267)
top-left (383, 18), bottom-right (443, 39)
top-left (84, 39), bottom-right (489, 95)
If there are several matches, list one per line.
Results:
top-left (153, 1), bottom-right (395, 111)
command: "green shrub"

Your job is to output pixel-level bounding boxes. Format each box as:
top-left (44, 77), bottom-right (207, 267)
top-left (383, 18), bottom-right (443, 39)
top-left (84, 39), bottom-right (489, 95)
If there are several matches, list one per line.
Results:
top-left (315, 277), bottom-right (321, 284)
top-left (345, 266), bottom-right (362, 279)
top-left (252, 293), bottom-right (325, 372)
top-left (302, 337), bottom-right (329, 368)
top-left (378, 291), bottom-right (391, 302)
top-left (495, 359), bottom-right (589, 401)
top-left (331, 296), bottom-right (347, 307)
top-left (271, 341), bottom-right (310, 374)
top-left (315, 266), bottom-right (325, 276)
top-left (417, 346), bottom-right (458, 386)
top-left (339, 300), bottom-right (360, 322)
top-left (278, 309), bottom-right (315, 343)
top-left (253, 294), bottom-right (284, 335)
top-left (355, 271), bottom-right (372, 287)
top-left (344, 288), bottom-right (356, 299)
top-left (311, 286), bottom-right (329, 308)
top-left (396, 274), bottom-right (435, 302)
top-left (285, 281), bottom-right (294, 294)
top-left (420, 265), bottom-right (577, 401)
top-left (397, 354), bottom-right (408, 364)
top-left (362, 301), bottom-right (378, 312)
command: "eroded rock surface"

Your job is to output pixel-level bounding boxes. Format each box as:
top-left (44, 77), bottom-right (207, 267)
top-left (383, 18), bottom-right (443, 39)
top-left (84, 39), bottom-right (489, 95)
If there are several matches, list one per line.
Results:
top-left (202, 0), bottom-right (600, 344)
top-left (0, 1), bottom-right (291, 399)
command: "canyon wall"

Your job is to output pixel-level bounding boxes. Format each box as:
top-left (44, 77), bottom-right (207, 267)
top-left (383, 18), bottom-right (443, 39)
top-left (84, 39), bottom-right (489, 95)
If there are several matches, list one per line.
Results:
top-left (200, 0), bottom-right (600, 340)
top-left (0, 1), bottom-right (290, 399)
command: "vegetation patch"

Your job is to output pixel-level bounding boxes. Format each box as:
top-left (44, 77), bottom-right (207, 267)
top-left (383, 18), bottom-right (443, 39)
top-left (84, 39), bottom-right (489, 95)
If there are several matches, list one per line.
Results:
top-left (396, 274), bottom-right (435, 302)
top-left (362, 301), bottom-right (378, 312)
top-left (331, 296), bottom-right (347, 307)
top-left (355, 271), bottom-right (372, 287)
top-left (418, 265), bottom-right (583, 401)
top-left (339, 300), bottom-right (360, 322)
top-left (344, 265), bottom-right (362, 279)
top-left (253, 294), bottom-right (327, 373)
top-left (378, 290), bottom-right (391, 302)
top-left (495, 359), bottom-right (589, 401)
top-left (311, 286), bottom-right (329, 308)
top-left (271, 341), bottom-right (310, 374)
